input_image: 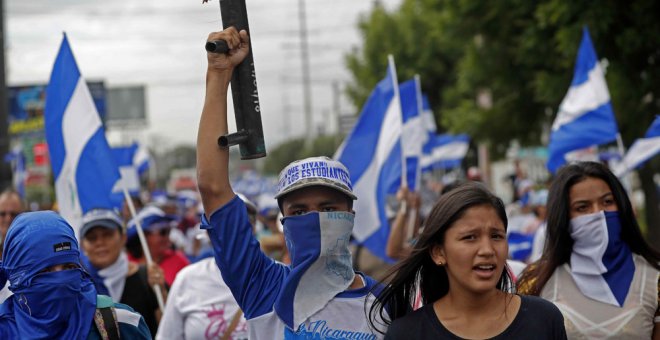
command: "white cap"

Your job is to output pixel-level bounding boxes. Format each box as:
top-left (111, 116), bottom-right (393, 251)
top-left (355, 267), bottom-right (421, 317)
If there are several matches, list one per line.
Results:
top-left (274, 156), bottom-right (356, 200)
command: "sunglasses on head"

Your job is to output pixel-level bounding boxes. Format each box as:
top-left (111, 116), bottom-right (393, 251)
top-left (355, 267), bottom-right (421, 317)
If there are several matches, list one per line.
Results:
top-left (0, 211), bottom-right (19, 218)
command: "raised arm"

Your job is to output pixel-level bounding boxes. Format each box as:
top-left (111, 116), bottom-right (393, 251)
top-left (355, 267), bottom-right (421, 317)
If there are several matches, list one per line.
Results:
top-left (197, 27), bottom-right (250, 217)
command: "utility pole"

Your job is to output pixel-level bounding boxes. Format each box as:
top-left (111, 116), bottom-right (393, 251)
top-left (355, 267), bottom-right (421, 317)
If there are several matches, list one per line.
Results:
top-left (0, 0), bottom-right (11, 190)
top-left (298, 0), bottom-right (313, 142)
top-left (332, 81), bottom-right (341, 145)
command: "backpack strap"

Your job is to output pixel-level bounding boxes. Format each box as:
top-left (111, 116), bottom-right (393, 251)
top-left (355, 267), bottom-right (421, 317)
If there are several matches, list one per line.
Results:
top-left (94, 295), bottom-right (121, 340)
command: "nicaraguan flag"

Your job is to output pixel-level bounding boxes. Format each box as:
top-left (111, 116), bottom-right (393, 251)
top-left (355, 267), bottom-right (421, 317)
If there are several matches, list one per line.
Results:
top-left (133, 142), bottom-right (151, 176)
top-left (421, 94), bottom-right (437, 138)
top-left (613, 116), bottom-right (660, 176)
top-left (547, 27), bottom-right (619, 173)
top-left (334, 58), bottom-right (402, 261)
top-left (44, 34), bottom-right (120, 235)
top-left (3, 146), bottom-right (27, 199)
top-left (421, 134), bottom-right (470, 171)
top-left (109, 143), bottom-right (144, 208)
top-left (399, 78), bottom-right (425, 191)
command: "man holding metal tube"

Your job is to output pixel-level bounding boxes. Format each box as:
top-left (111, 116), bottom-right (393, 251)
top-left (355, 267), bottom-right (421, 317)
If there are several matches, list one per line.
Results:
top-left (197, 27), bottom-right (387, 339)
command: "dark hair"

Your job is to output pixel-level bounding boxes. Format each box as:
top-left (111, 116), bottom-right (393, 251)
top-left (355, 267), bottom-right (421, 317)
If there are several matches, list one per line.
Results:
top-left (368, 182), bottom-right (512, 333)
top-left (126, 235), bottom-right (143, 259)
top-left (517, 162), bottom-right (660, 295)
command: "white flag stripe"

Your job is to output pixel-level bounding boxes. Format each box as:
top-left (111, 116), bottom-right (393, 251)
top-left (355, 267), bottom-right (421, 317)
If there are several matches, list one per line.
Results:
top-left (420, 141), bottom-right (469, 168)
top-left (352, 100), bottom-right (401, 242)
top-left (55, 78), bottom-right (102, 230)
top-left (402, 115), bottom-right (425, 156)
top-left (614, 136), bottom-right (660, 176)
top-left (552, 63), bottom-right (611, 131)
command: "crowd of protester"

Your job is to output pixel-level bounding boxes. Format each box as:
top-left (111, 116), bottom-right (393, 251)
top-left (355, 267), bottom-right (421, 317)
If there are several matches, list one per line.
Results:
top-left (0, 26), bottom-right (658, 339)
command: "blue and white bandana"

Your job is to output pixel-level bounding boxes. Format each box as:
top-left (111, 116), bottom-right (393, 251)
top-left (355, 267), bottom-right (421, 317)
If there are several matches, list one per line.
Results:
top-left (569, 210), bottom-right (635, 307)
top-left (274, 211), bottom-right (355, 330)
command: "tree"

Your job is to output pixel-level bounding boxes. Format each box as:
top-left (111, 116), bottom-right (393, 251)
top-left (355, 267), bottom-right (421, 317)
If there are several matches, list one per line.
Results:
top-left (347, 0), bottom-right (660, 243)
top-left (262, 135), bottom-right (343, 175)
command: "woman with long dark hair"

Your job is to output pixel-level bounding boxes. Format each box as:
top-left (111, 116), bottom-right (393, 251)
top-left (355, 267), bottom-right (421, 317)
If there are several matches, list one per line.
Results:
top-left (518, 161), bottom-right (660, 339)
top-left (373, 182), bottom-right (566, 339)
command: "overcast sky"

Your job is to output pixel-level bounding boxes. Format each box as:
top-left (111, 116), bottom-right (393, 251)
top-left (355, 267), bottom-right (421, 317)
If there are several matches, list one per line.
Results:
top-left (6, 0), bottom-right (401, 152)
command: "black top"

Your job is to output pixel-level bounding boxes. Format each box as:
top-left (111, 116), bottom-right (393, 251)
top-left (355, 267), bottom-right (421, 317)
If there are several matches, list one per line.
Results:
top-left (120, 265), bottom-right (159, 338)
top-left (385, 295), bottom-right (567, 340)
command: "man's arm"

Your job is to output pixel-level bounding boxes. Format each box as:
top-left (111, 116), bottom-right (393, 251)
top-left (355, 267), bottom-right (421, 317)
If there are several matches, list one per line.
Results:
top-left (197, 27), bottom-right (250, 217)
top-left (196, 28), bottom-right (287, 319)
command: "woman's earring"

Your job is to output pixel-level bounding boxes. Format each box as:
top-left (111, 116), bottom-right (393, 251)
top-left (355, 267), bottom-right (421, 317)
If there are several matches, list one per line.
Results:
top-left (437, 261), bottom-right (443, 266)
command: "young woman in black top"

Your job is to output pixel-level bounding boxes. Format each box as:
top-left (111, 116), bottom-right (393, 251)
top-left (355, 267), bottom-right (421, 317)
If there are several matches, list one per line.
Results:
top-left (370, 182), bottom-right (567, 339)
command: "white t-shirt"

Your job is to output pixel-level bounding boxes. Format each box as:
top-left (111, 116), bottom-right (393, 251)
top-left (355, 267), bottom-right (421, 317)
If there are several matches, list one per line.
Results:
top-left (248, 282), bottom-right (384, 340)
top-left (156, 258), bottom-right (248, 340)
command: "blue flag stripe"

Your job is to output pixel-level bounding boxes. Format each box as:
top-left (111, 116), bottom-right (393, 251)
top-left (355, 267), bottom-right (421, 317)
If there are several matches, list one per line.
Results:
top-left (45, 35), bottom-right (81, 178)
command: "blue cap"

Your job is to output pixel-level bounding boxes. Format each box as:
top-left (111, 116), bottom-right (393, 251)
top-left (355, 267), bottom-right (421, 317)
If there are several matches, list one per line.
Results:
top-left (1, 211), bottom-right (80, 289)
top-left (80, 208), bottom-right (123, 237)
top-left (126, 206), bottom-right (176, 239)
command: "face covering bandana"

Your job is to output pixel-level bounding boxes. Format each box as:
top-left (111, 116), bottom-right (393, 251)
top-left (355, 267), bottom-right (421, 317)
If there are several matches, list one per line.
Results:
top-left (12, 269), bottom-right (97, 339)
top-left (569, 210), bottom-right (635, 307)
top-left (0, 211), bottom-right (98, 339)
top-left (82, 251), bottom-right (128, 302)
top-left (274, 211), bottom-right (355, 330)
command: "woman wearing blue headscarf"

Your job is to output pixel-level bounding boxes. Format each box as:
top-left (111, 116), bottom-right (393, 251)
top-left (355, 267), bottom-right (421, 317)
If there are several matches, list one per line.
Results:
top-left (0, 211), bottom-right (151, 339)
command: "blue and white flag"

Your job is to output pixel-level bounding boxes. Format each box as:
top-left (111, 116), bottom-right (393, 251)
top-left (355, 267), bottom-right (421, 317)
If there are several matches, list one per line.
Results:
top-left (547, 27), bottom-right (619, 173)
top-left (421, 133), bottom-right (470, 170)
top-left (334, 58), bottom-right (402, 261)
top-left (3, 146), bottom-right (27, 199)
top-left (399, 78), bottom-right (425, 191)
top-left (421, 94), bottom-right (437, 138)
top-left (109, 143), bottom-right (144, 208)
top-left (134, 142), bottom-right (151, 176)
top-left (44, 34), bottom-right (120, 235)
top-left (614, 116), bottom-right (660, 176)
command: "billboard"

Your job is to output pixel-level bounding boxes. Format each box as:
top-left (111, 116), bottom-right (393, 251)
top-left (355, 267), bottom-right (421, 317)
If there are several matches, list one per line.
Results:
top-left (7, 81), bottom-right (106, 136)
top-left (105, 85), bottom-right (147, 126)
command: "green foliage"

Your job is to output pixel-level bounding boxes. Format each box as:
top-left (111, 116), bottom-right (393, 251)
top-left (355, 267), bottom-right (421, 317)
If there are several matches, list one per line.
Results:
top-left (346, 0), bottom-right (660, 152)
top-left (347, 0), bottom-right (660, 242)
top-left (262, 135), bottom-right (343, 175)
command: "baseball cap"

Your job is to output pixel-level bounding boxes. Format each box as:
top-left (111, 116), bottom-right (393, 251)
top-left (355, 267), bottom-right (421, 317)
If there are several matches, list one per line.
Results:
top-left (80, 208), bottom-right (124, 237)
top-left (126, 206), bottom-right (176, 239)
top-left (274, 156), bottom-right (357, 200)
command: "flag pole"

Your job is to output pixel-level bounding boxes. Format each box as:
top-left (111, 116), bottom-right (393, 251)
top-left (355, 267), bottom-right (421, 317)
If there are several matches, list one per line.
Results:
top-left (387, 54), bottom-right (409, 225)
top-left (615, 132), bottom-right (633, 195)
top-left (403, 75), bottom-right (424, 241)
top-left (122, 187), bottom-right (166, 312)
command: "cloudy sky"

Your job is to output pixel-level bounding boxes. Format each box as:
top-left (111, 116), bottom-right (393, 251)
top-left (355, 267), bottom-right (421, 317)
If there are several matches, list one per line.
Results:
top-left (6, 0), bottom-right (401, 151)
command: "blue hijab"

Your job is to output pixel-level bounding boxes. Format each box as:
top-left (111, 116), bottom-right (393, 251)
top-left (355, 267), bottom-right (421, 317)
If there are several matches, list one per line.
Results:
top-left (0, 211), bottom-right (97, 339)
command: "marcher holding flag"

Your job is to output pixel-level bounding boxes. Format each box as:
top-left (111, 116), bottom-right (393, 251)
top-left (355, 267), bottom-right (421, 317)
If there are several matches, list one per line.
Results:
top-left (196, 27), bottom-right (386, 339)
top-left (518, 162), bottom-right (660, 339)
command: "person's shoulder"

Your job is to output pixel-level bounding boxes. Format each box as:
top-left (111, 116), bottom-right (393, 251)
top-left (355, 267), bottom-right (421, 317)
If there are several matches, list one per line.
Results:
top-left (112, 301), bottom-right (147, 327)
top-left (519, 295), bottom-right (562, 317)
top-left (173, 257), bottom-right (215, 282)
top-left (386, 305), bottom-right (433, 339)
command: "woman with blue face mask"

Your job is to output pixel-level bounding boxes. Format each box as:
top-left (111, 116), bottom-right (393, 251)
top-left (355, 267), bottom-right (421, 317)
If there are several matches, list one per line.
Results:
top-left (518, 161), bottom-right (660, 339)
top-left (0, 211), bottom-right (151, 339)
